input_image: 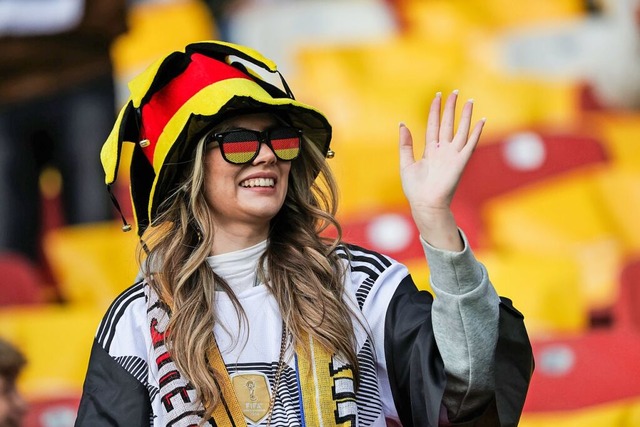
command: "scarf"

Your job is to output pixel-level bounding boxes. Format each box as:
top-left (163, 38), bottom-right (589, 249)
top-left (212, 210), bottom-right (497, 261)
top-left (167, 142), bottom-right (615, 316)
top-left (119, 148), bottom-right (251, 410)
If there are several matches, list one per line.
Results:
top-left (147, 286), bottom-right (356, 426)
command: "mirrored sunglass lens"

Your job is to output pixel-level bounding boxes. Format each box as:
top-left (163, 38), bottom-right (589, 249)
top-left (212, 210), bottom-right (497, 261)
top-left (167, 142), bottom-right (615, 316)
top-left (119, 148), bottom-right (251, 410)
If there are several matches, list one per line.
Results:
top-left (270, 129), bottom-right (300, 160)
top-left (221, 132), bottom-right (260, 163)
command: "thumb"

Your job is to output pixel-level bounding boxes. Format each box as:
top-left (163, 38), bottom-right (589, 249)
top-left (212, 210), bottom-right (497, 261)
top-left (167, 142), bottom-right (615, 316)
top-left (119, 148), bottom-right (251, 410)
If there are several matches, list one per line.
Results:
top-left (399, 123), bottom-right (415, 170)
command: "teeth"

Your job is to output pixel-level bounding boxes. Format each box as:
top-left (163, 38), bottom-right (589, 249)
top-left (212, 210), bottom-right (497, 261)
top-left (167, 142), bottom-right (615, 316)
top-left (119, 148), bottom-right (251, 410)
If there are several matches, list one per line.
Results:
top-left (240, 178), bottom-right (275, 188)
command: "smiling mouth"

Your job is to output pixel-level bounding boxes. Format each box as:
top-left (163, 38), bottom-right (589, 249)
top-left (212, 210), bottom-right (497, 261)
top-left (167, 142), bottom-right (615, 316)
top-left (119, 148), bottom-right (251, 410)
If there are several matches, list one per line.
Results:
top-left (240, 178), bottom-right (275, 188)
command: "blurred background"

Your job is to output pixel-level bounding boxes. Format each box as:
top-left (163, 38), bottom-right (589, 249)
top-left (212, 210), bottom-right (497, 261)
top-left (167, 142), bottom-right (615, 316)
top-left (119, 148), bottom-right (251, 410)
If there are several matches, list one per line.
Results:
top-left (1, 0), bottom-right (640, 425)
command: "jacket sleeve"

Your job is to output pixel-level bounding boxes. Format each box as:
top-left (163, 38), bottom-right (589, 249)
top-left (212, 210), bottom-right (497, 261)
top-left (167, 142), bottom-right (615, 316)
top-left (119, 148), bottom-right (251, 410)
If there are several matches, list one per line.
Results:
top-left (75, 338), bottom-right (152, 426)
top-left (384, 277), bottom-right (534, 427)
top-left (425, 233), bottom-right (499, 421)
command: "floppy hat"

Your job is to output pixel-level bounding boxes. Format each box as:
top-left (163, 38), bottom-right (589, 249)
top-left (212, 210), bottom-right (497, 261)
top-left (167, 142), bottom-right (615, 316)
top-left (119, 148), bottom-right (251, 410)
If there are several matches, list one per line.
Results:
top-left (101, 40), bottom-right (333, 236)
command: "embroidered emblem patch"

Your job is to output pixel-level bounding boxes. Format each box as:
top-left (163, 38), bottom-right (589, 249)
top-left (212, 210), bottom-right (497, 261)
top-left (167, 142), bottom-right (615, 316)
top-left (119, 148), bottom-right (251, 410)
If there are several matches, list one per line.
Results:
top-left (230, 372), bottom-right (271, 424)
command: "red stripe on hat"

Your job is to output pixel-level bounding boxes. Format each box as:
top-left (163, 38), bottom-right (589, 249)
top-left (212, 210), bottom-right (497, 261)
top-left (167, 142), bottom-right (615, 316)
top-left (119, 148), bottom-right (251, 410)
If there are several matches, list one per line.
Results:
top-left (140, 53), bottom-right (251, 164)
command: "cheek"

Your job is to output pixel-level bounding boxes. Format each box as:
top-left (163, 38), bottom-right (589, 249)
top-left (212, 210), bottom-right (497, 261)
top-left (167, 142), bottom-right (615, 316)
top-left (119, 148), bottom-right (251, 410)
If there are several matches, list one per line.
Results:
top-left (281, 163), bottom-right (292, 183)
top-left (280, 165), bottom-right (292, 195)
top-left (204, 154), bottom-right (237, 198)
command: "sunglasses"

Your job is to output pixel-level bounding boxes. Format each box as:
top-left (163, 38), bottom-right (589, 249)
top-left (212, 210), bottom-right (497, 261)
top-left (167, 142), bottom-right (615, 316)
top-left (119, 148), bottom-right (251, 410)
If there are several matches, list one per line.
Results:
top-left (206, 127), bottom-right (303, 165)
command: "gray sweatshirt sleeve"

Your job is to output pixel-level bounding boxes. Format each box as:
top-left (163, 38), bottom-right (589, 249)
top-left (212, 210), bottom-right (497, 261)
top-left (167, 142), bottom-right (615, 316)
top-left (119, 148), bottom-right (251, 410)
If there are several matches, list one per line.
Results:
top-left (422, 229), bottom-right (500, 422)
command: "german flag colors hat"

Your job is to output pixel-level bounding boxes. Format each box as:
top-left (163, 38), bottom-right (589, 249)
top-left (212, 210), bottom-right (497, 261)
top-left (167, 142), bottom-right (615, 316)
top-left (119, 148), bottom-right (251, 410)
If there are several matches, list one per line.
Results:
top-left (101, 41), bottom-right (332, 236)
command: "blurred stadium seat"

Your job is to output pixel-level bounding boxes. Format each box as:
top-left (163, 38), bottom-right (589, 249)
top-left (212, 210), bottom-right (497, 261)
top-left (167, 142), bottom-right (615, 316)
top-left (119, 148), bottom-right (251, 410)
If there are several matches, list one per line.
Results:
top-left (520, 398), bottom-right (640, 427)
top-left (0, 252), bottom-right (46, 306)
top-left (335, 208), bottom-right (424, 261)
top-left (484, 170), bottom-right (624, 311)
top-left (452, 130), bottom-right (609, 248)
top-left (0, 305), bottom-right (102, 398)
top-left (614, 258), bottom-right (640, 332)
top-left (24, 394), bottom-right (80, 427)
top-left (478, 249), bottom-right (588, 336)
top-left (521, 329), bottom-right (640, 426)
top-left (595, 113), bottom-right (640, 173)
top-left (396, 0), bottom-right (584, 36)
top-left (42, 221), bottom-right (139, 308)
top-left (594, 169), bottom-right (640, 254)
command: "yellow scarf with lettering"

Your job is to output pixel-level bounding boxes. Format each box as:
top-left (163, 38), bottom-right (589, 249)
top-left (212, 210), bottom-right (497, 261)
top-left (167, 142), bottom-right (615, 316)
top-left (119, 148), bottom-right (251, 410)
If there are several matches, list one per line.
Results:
top-left (207, 332), bottom-right (355, 427)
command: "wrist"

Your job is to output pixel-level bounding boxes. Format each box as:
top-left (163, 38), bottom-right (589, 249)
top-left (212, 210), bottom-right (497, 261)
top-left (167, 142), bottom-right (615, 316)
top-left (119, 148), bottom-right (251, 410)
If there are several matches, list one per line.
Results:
top-left (410, 205), bottom-right (463, 251)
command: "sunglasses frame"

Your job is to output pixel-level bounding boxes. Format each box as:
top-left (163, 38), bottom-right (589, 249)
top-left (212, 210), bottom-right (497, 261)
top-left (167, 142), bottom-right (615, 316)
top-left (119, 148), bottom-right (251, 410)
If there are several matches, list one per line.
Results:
top-left (207, 127), bottom-right (303, 165)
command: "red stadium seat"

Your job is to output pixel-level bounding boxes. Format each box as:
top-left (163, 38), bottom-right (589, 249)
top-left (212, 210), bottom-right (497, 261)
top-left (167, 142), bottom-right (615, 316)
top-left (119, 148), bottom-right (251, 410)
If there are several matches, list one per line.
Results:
top-left (0, 252), bottom-right (45, 306)
top-left (334, 208), bottom-right (424, 261)
top-left (451, 130), bottom-right (609, 247)
top-left (613, 258), bottom-right (640, 332)
top-left (23, 394), bottom-right (80, 427)
top-left (524, 329), bottom-right (640, 413)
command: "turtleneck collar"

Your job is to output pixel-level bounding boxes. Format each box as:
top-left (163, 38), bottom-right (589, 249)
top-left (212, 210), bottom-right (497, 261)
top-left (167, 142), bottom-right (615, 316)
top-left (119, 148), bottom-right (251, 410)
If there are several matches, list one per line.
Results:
top-left (206, 240), bottom-right (268, 294)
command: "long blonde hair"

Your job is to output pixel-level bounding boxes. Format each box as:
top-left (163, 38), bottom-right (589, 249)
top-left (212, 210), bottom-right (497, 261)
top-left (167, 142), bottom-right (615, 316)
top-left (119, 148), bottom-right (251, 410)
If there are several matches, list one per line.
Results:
top-left (141, 128), bottom-right (358, 420)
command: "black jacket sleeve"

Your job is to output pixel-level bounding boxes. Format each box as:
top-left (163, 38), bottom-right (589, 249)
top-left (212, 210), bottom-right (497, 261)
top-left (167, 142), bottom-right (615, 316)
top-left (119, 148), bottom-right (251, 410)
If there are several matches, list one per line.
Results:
top-left (384, 276), bottom-right (534, 427)
top-left (75, 339), bottom-right (151, 426)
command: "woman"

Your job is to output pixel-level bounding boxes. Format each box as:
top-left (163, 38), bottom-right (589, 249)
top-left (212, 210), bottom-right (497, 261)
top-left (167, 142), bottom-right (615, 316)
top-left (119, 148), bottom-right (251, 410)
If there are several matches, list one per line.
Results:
top-left (75, 41), bottom-right (533, 426)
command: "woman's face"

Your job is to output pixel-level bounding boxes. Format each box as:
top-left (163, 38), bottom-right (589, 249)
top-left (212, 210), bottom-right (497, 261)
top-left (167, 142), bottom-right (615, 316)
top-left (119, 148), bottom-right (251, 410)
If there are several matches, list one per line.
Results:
top-left (203, 113), bottom-right (292, 235)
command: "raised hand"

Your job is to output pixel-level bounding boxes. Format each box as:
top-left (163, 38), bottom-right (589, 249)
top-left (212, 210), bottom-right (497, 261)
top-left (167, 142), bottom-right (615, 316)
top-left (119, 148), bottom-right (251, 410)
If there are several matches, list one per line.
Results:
top-left (399, 91), bottom-right (485, 251)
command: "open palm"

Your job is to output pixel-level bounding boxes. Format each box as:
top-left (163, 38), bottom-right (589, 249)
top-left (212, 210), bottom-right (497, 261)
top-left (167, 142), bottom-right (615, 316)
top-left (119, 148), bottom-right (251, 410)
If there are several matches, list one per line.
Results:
top-left (399, 91), bottom-right (485, 250)
top-left (400, 91), bottom-right (485, 211)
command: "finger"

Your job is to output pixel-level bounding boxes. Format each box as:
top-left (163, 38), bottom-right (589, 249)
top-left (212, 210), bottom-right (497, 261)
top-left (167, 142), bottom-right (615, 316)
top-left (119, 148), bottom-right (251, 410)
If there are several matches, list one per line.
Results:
top-left (425, 92), bottom-right (442, 155)
top-left (399, 122), bottom-right (415, 170)
top-left (439, 90), bottom-right (458, 143)
top-left (461, 118), bottom-right (486, 160)
top-left (452, 99), bottom-right (474, 150)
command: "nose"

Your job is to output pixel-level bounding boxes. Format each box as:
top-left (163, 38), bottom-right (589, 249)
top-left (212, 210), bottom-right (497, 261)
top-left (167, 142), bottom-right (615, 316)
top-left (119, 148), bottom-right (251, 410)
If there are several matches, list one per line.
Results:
top-left (252, 141), bottom-right (277, 165)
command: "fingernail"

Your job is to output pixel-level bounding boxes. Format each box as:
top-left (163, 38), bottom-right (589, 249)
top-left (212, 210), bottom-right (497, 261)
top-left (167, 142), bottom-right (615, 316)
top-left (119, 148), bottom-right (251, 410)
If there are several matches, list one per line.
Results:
top-left (435, 91), bottom-right (442, 97)
top-left (481, 117), bottom-right (487, 122)
top-left (399, 122), bottom-right (406, 128)
top-left (468, 98), bottom-right (474, 103)
top-left (452, 89), bottom-right (459, 95)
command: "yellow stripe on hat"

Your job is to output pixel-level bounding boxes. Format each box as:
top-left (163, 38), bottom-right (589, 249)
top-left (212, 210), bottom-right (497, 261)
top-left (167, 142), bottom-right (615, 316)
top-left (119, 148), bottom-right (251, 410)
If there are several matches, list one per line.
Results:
top-left (101, 100), bottom-right (133, 185)
top-left (128, 55), bottom-right (174, 107)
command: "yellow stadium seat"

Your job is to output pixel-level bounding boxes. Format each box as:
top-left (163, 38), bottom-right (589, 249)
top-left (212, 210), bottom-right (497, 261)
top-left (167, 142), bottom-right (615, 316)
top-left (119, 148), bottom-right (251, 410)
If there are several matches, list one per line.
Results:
top-left (111, 0), bottom-right (215, 80)
top-left (403, 246), bottom-right (588, 338)
top-left (42, 221), bottom-right (140, 308)
top-left (594, 169), bottom-right (640, 254)
top-left (455, 69), bottom-right (579, 134)
top-left (294, 37), bottom-right (457, 144)
top-left (398, 239), bottom-right (587, 337)
top-left (593, 112), bottom-right (640, 173)
top-left (0, 305), bottom-right (103, 396)
top-left (473, 0), bottom-right (585, 29)
top-left (521, 398), bottom-right (640, 427)
top-left (484, 169), bottom-right (624, 310)
top-left (398, 0), bottom-right (585, 34)
top-left (404, 258), bottom-right (432, 294)
top-left (477, 248), bottom-right (587, 337)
